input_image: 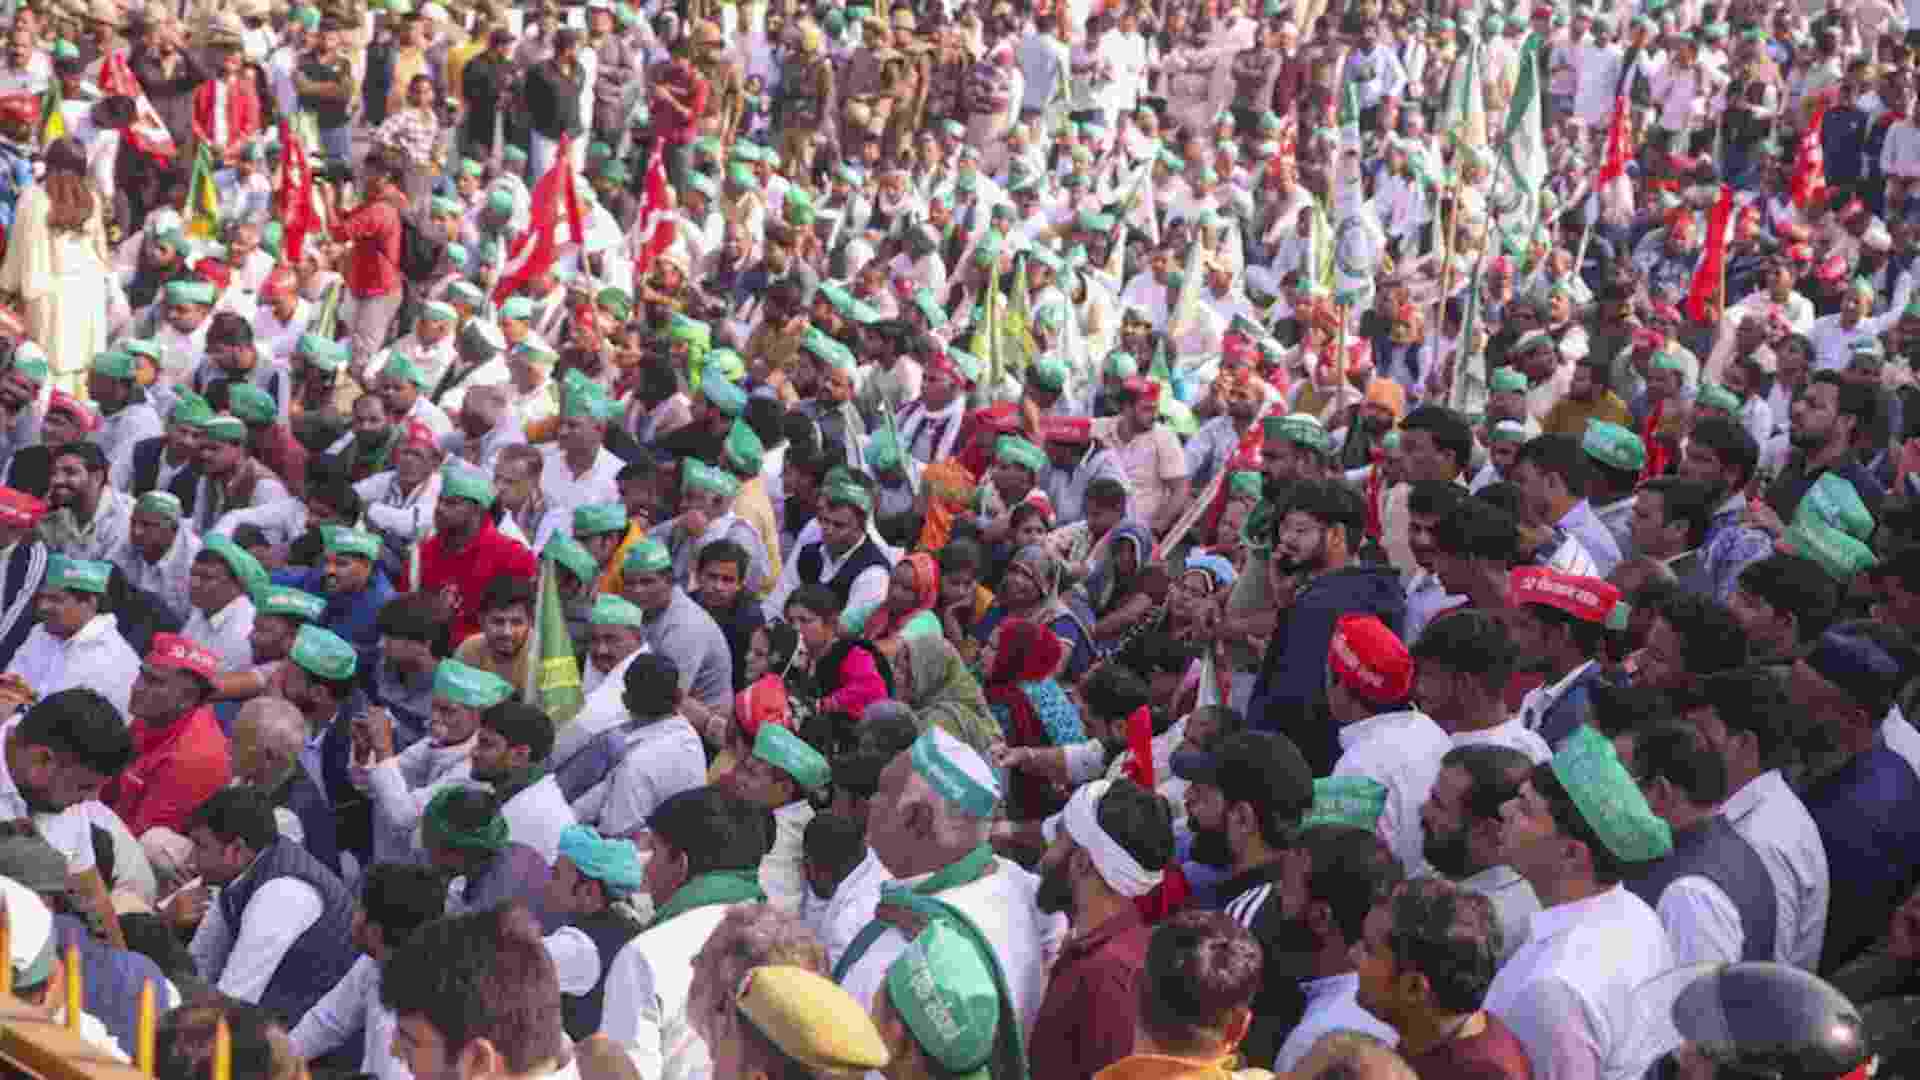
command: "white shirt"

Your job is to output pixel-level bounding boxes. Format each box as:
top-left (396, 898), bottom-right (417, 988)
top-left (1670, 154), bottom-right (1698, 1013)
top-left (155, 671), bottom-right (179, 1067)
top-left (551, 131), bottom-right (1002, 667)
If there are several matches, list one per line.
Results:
top-left (1651, 865), bottom-right (1746, 968)
top-left (763, 536), bottom-right (891, 624)
top-left (1460, 864), bottom-right (1542, 965)
top-left (761, 800), bottom-right (814, 915)
top-left (288, 954), bottom-right (410, 1080)
top-left (188, 873), bottom-right (326, 1003)
top-left (182, 594), bottom-right (257, 674)
top-left (4, 613), bottom-right (141, 719)
top-left (1452, 718), bottom-right (1554, 764)
top-left (1721, 768), bottom-right (1828, 971)
top-left (1484, 884), bottom-right (1677, 1080)
top-left (1274, 972), bottom-right (1398, 1073)
top-left (500, 773), bottom-right (577, 866)
top-left (1881, 704), bottom-right (1920, 778)
top-left (1331, 710), bottom-right (1450, 876)
top-left (799, 847), bottom-right (890, 970)
top-left (539, 444), bottom-right (624, 535)
top-left (0, 718), bottom-right (97, 874)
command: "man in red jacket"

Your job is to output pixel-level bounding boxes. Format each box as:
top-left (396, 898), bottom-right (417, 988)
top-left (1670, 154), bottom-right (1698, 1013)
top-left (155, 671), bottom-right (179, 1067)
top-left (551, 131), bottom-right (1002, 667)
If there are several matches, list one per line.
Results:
top-left (190, 16), bottom-right (263, 163)
top-left (106, 633), bottom-right (232, 838)
top-left (412, 466), bottom-right (536, 645)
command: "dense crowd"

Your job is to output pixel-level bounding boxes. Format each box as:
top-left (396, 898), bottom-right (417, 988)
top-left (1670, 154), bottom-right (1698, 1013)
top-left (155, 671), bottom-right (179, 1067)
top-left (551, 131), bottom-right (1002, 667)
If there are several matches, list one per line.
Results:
top-left (0, 0), bottom-right (1914, 1077)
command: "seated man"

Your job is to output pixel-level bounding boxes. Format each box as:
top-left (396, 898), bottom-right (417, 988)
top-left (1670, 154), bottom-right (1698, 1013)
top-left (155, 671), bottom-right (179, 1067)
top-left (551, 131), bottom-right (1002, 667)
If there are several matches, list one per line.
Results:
top-left (6, 555), bottom-right (141, 716)
top-left (357, 659), bottom-right (511, 863)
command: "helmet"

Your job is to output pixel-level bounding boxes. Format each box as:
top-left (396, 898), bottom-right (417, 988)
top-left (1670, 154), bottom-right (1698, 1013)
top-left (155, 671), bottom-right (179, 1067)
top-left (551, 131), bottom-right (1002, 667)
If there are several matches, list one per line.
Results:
top-left (1641, 964), bottom-right (1871, 1080)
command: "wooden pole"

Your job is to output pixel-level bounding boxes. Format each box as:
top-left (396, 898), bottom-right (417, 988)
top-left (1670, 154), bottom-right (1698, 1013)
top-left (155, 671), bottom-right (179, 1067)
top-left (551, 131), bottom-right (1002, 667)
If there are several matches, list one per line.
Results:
top-left (136, 981), bottom-right (155, 1077)
top-left (64, 945), bottom-right (81, 1034)
top-left (0, 896), bottom-right (12, 997)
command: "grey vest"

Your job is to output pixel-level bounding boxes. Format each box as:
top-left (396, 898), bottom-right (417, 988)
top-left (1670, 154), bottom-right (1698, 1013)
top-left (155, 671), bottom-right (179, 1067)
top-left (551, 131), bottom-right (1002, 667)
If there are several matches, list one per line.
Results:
top-left (1626, 814), bottom-right (1777, 962)
top-left (215, 838), bottom-right (358, 1023)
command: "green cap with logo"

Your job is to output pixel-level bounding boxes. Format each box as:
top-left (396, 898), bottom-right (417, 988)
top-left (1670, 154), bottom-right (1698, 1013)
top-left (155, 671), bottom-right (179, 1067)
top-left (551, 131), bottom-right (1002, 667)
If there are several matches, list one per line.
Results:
top-left (753, 725), bottom-right (831, 792)
top-left (684, 459), bottom-right (741, 499)
top-left (135, 491), bottom-right (184, 521)
top-left (1301, 776), bottom-right (1388, 831)
top-left (290, 625), bottom-right (358, 681)
top-left (1549, 724), bottom-right (1674, 863)
top-left (259, 585), bottom-right (326, 623)
top-left (324, 527), bottom-right (382, 561)
top-left (623, 538), bottom-right (672, 576)
top-left (90, 351), bottom-right (136, 380)
top-left (200, 416), bottom-right (248, 444)
top-left (44, 555), bottom-right (110, 595)
top-left (229, 383), bottom-right (278, 425)
top-left (588, 594), bottom-right (647, 629)
top-left (724, 420), bottom-right (765, 476)
top-left (200, 535), bottom-right (268, 599)
top-left (1488, 366), bottom-right (1529, 394)
top-left (573, 502), bottom-right (629, 538)
top-left (432, 658), bottom-right (514, 710)
top-left (994, 436), bottom-right (1045, 473)
top-left (1580, 420), bottom-right (1646, 473)
top-left (440, 466), bottom-right (495, 508)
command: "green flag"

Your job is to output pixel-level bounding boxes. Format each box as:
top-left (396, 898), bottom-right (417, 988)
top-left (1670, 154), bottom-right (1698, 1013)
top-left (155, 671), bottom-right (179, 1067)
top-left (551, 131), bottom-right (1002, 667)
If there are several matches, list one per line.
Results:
top-left (526, 558), bottom-right (584, 726)
top-left (1002, 256), bottom-right (1034, 378)
top-left (1500, 44), bottom-right (1549, 234)
top-left (311, 280), bottom-right (344, 339)
top-left (1449, 255), bottom-right (1489, 416)
top-left (1442, 35), bottom-right (1487, 153)
top-left (185, 143), bottom-right (221, 240)
top-left (971, 265), bottom-right (1000, 399)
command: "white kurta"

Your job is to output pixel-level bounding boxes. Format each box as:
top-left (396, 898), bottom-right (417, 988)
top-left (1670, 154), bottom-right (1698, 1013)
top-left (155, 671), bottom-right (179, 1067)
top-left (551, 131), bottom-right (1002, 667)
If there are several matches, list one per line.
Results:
top-left (1722, 768), bottom-right (1829, 971)
top-left (0, 185), bottom-right (113, 394)
top-left (799, 846), bottom-right (890, 970)
top-left (4, 613), bottom-right (141, 718)
top-left (760, 800), bottom-right (814, 915)
top-left (288, 954), bottom-right (410, 1080)
top-left (182, 594), bottom-right (258, 674)
top-left (1331, 709), bottom-right (1451, 876)
top-left (500, 773), bottom-right (577, 866)
top-left (188, 873), bottom-right (325, 1004)
top-left (1484, 884), bottom-right (1677, 1080)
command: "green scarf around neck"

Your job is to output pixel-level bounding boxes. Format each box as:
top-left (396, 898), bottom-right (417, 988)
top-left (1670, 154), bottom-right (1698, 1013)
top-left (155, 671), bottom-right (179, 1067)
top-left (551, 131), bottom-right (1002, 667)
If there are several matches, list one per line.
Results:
top-left (650, 869), bottom-right (766, 928)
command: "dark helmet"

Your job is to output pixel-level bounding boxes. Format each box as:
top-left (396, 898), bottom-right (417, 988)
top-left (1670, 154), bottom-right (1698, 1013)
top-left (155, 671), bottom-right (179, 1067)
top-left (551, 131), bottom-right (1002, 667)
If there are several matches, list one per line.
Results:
top-left (1656, 963), bottom-right (1871, 1080)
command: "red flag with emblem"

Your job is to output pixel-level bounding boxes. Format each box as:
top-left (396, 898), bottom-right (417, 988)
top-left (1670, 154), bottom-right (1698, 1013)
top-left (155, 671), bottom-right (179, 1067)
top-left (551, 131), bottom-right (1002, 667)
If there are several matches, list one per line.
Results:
top-left (1793, 107), bottom-right (1829, 210)
top-left (1686, 184), bottom-right (1734, 324)
top-left (99, 50), bottom-right (176, 162)
top-left (631, 138), bottom-right (676, 281)
top-left (274, 120), bottom-right (320, 264)
top-left (1597, 94), bottom-right (1631, 187)
top-left (492, 134), bottom-right (586, 304)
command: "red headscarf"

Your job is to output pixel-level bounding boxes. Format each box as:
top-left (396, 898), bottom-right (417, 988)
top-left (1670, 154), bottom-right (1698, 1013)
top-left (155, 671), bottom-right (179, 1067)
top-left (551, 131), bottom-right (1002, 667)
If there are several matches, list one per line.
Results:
top-left (867, 553), bottom-right (939, 641)
top-left (983, 618), bottom-right (1069, 820)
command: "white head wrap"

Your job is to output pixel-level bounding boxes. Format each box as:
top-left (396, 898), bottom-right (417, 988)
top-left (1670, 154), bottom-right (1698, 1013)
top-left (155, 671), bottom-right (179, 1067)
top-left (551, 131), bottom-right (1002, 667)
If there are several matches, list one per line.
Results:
top-left (1046, 779), bottom-right (1165, 898)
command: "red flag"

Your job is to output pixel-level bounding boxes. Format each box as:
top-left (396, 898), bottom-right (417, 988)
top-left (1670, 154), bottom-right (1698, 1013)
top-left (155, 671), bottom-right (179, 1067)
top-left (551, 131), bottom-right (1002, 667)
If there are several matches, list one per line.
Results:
top-left (492, 135), bottom-right (586, 304)
top-left (1686, 184), bottom-right (1735, 324)
top-left (99, 50), bottom-right (176, 162)
top-left (630, 138), bottom-right (676, 281)
top-left (274, 120), bottom-right (319, 265)
top-left (1122, 705), bottom-right (1155, 790)
top-left (1597, 94), bottom-right (1631, 187)
top-left (1793, 107), bottom-right (1829, 211)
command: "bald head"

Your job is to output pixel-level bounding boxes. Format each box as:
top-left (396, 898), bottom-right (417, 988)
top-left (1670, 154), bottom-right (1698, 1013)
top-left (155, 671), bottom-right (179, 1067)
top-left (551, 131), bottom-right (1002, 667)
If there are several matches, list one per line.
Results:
top-left (232, 697), bottom-right (306, 788)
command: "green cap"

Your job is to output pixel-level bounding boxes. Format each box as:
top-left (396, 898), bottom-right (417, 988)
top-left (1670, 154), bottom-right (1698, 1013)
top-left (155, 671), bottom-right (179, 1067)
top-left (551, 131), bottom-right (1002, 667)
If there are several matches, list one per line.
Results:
top-left (623, 538), bottom-right (672, 576)
top-left (289, 624), bottom-right (358, 681)
top-left (866, 430), bottom-right (902, 473)
top-left (423, 787), bottom-right (509, 852)
top-left (501, 295), bottom-right (534, 321)
top-left (1490, 419), bottom-right (1530, 444)
top-left (90, 351), bottom-right (136, 380)
top-left (381, 353), bottom-right (430, 389)
top-left (802, 328), bottom-right (856, 373)
top-left (1228, 471), bottom-right (1263, 499)
top-left (595, 287), bottom-right (632, 321)
top-left (588, 594), bottom-right (647, 629)
top-left (822, 481), bottom-right (873, 516)
top-left (1797, 473), bottom-right (1874, 542)
top-left (1580, 420), bottom-right (1646, 473)
top-left (297, 333), bottom-right (351, 371)
top-left (1782, 520), bottom-right (1878, 582)
top-left (724, 420), bottom-right (765, 475)
top-left (544, 533), bottom-right (599, 584)
top-left (169, 390), bottom-right (213, 427)
top-left (1694, 382), bottom-right (1742, 415)
top-left (44, 555), bottom-right (110, 595)
top-left (433, 658), bottom-right (514, 709)
top-left (1652, 350), bottom-right (1691, 378)
top-left (1106, 352), bottom-right (1138, 379)
top-left (683, 459), bottom-right (741, 499)
top-left (323, 527), bottom-right (381, 561)
top-left (260, 585), bottom-right (326, 623)
top-left (562, 381), bottom-right (621, 423)
top-left (1549, 724), bottom-right (1673, 863)
top-left (753, 725), bottom-right (831, 791)
top-left (165, 280), bottom-right (217, 307)
top-left (419, 301), bottom-right (457, 323)
top-left (135, 491), bottom-right (183, 521)
top-left (909, 727), bottom-right (999, 818)
top-left (912, 287), bottom-right (949, 328)
top-left (1265, 414), bottom-right (1331, 454)
top-left (228, 383), bottom-right (278, 425)
top-left (200, 416), bottom-right (248, 444)
top-left (1488, 366), bottom-right (1530, 394)
top-left (1028, 356), bottom-right (1068, 393)
top-left (201, 535), bottom-right (268, 599)
top-left (700, 369), bottom-right (748, 417)
top-left (1302, 776), bottom-right (1388, 831)
top-left (573, 502), bottom-right (629, 538)
top-left (994, 436), bottom-right (1045, 473)
top-left (435, 464), bottom-right (492, 508)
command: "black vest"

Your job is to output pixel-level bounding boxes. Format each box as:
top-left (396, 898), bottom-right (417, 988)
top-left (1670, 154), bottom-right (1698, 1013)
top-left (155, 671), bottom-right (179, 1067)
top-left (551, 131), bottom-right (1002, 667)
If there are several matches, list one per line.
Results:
top-left (560, 910), bottom-right (644, 1040)
top-left (1627, 814), bottom-right (1778, 962)
top-left (794, 537), bottom-right (891, 610)
top-left (129, 436), bottom-right (201, 515)
top-left (215, 839), bottom-right (358, 1023)
top-left (0, 540), bottom-right (47, 671)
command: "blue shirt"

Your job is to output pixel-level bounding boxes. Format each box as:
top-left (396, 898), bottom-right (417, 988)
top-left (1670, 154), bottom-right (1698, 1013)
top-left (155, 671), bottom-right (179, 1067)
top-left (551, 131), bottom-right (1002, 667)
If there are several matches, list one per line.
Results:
top-left (1557, 499), bottom-right (1623, 578)
top-left (1804, 742), bottom-right (1920, 969)
top-left (271, 566), bottom-right (397, 679)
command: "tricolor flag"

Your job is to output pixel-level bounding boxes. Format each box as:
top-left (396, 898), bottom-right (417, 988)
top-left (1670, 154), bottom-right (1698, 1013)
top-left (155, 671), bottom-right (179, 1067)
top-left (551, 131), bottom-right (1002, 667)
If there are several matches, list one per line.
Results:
top-left (184, 143), bottom-right (221, 239)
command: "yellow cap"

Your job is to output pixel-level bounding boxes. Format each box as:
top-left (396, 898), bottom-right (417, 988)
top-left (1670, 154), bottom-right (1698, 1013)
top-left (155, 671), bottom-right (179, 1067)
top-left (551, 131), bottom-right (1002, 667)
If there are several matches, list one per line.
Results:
top-left (735, 966), bottom-right (891, 1075)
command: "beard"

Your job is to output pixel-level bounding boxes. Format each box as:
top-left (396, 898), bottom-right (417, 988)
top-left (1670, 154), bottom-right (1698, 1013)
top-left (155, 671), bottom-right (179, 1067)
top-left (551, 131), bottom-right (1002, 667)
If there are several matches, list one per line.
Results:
top-left (1423, 820), bottom-right (1475, 878)
top-left (17, 781), bottom-right (58, 816)
top-left (1036, 857), bottom-right (1074, 914)
top-left (1189, 824), bottom-right (1234, 869)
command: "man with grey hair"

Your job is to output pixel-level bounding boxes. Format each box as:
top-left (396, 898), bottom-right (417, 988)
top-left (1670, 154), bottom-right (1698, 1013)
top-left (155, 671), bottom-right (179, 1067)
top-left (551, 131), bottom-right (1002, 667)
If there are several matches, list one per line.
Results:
top-left (449, 384), bottom-right (526, 473)
top-left (834, 726), bottom-right (1066, 1039)
top-left (229, 698), bottom-right (316, 845)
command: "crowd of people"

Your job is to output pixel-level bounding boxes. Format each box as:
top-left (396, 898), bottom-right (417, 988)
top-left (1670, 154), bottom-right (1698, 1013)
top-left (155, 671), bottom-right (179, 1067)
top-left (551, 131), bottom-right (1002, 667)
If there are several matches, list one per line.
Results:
top-left (0, 0), bottom-right (1914, 1077)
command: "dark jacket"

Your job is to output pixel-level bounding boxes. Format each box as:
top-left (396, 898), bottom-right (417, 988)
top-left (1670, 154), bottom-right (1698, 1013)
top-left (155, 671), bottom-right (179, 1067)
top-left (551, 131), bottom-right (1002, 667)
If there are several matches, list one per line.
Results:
top-left (1251, 560), bottom-right (1407, 772)
top-left (524, 58), bottom-right (586, 139)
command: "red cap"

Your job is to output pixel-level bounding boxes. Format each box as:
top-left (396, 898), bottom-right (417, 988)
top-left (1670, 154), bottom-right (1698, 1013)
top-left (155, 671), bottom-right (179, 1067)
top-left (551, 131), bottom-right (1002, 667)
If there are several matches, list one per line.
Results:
top-left (47, 391), bottom-right (97, 432)
top-left (1784, 242), bottom-right (1814, 264)
top-left (1632, 325), bottom-right (1665, 350)
top-left (973, 401), bottom-right (1023, 434)
top-left (400, 419), bottom-right (438, 453)
top-left (1021, 489), bottom-right (1056, 524)
top-left (262, 267), bottom-right (298, 298)
top-left (1040, 415), bottom-right (1092, 444)
top-left (147, 633), bottom-right (221, 680)
top-left (1328, 614), bottom-right (1413, 705)
top-left (1815, 253), bottom-right (1849, 282)
top-left (1531, 4), bottom-right (1551, 18)
top-left (1508, 566), bottom-right (1620, 624)
top-left (0, 487), bottom-right (47, 528)
top-left (195, 259), bottom-right (232, 290)
top-left (0, 94), bottom-right (39, 130)
top-left (1648, 301), bottom-right (1682, 324)
top-left (1122, 375), bottom-right (1162, 404)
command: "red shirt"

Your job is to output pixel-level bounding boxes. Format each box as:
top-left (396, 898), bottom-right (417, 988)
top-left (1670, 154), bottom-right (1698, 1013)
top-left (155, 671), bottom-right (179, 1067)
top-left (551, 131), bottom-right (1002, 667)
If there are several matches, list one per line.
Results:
top-left (647, 62), bottom-right (710, 146)
top-left (330, 199), bottom-right (402, 298)
top-left (106, 705), bottom-right (232, 836)
top-left (412, 518), bottom-right (537, 644)
top-left (1028, 908), bottom-right (1153, 1080)
top-left (1403, 1011), bottom-right (1536, 1080)
top-left (190, 75), bottom-right (264, 151)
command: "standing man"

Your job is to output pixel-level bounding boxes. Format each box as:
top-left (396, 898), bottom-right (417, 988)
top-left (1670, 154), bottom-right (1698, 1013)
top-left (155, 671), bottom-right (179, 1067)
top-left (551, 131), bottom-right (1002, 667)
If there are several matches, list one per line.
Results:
top-left (1091, 377), bottom-right (1188, 536)
top-left (320, 153), bottom-right (407, 364)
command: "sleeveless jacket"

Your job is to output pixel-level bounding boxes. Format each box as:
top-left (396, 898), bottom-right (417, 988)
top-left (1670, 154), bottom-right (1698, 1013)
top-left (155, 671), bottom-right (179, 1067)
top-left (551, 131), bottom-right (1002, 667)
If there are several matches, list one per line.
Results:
top-left (1627, 814), bottom-right (1778, 962)
top-left (560, 909), bottom-right (645, 1040)
top-left (129, 436), bottom-right (201, 515)
top-left (793, 537), bottom-right (891, 610)
top-left (215, 838), bottom-right (357, 1023)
